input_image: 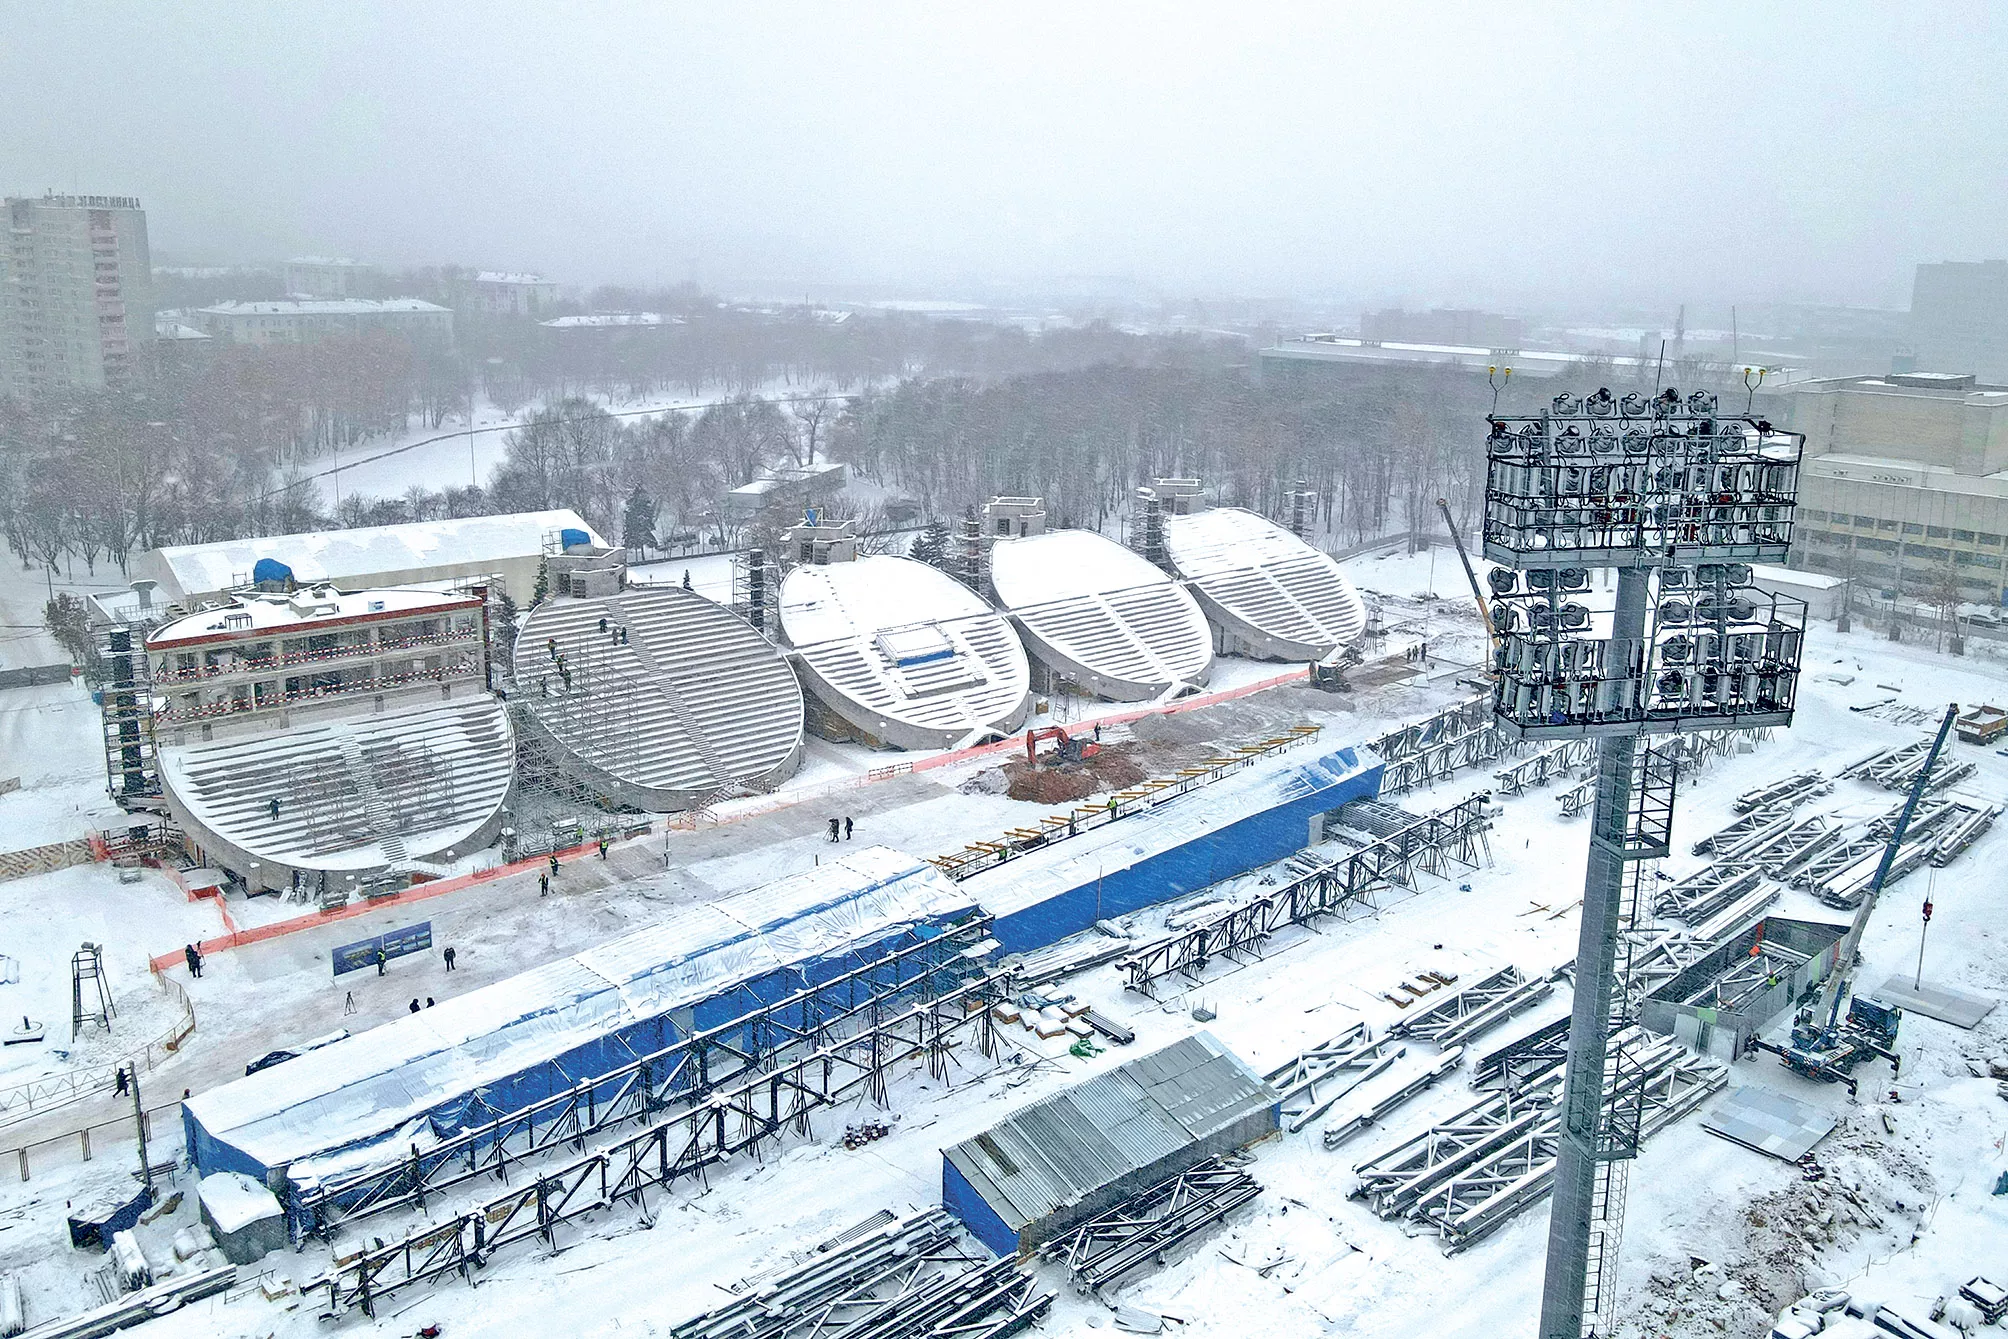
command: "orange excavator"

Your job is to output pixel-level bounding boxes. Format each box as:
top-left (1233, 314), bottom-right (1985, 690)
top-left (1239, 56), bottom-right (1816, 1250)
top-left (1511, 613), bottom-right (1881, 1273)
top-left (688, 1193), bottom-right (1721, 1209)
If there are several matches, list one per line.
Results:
top-left (1025, 725), bottom-right (1101, 768)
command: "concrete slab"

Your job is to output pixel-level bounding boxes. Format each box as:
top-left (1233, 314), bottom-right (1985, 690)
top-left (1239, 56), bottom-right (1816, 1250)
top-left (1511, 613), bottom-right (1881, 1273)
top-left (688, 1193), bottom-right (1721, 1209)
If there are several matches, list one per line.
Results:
top-left (1702, 1084), bottom-right (1837, 1161)
top-left (1873, 977), bottom-right (1997, 1029)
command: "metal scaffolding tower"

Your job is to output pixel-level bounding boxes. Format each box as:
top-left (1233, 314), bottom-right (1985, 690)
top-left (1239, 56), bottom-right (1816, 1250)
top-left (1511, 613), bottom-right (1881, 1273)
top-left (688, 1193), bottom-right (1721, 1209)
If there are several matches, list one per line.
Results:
top-left (1478, 387), bottom-right (1806, 1338)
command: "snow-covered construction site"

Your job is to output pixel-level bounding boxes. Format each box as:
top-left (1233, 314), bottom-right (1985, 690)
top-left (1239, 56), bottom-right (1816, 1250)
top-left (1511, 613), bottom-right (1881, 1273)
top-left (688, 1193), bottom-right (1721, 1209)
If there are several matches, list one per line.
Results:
top-left (0, 424), bottom-right (2006, 1339)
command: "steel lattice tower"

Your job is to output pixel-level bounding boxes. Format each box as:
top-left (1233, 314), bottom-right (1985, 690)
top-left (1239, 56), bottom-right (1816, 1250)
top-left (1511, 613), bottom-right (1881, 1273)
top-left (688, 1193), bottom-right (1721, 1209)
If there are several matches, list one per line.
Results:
top-left (1477, 386), bottom-right (1807, 1337)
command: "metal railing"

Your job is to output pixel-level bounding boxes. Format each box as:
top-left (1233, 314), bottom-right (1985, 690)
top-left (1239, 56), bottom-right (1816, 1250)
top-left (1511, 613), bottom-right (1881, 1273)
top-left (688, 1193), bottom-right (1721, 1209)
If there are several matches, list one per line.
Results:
top-left (152, 627), bottom-right (480, 681)
top-left (929, 724), bottom-right (1324, 880)
top-left (0, 972), bottom-right (193, 1139)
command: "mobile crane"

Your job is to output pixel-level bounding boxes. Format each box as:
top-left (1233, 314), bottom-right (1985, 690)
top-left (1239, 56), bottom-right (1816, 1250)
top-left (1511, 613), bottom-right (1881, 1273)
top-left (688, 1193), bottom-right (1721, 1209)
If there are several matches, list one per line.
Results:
top-left (1747, 703), bottom-right (1957, 1094)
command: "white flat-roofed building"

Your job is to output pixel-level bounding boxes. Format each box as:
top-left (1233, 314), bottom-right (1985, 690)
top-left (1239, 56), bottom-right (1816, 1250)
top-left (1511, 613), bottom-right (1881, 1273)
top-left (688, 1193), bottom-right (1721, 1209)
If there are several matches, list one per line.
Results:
top-left (194, 298), bottom-right (453, 347)
top-left (470, 271), bottom-right (559, 316)
top-left (780, 555), bottom-right (1031, 750)
top-left (138, 510), bottom-right (605, 608)
top-left (989, 529), bottom-right (1213, 700)
top-left (1785, 373), bottom-right (2008, 605)
top-left (1161, 507), bottom-right (1368, 660)
top-left (282, 257), bottom-right (374, 298)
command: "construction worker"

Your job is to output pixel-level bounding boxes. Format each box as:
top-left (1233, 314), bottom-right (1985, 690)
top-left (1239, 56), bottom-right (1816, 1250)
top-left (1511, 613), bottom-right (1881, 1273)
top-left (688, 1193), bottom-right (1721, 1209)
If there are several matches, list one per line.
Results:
top-left (375, 946), bottom-right (388, 976)
top-left (268, 797), bottom-right (281, 820)
top-left (549, 853), bottom-right (560, 879)
top-left (539, 872), bottom-right (550, 897)
top-left (183, 944), bottom-right (203, 978)
top-left (442, 946), bottom-right (457, 972)
top-left (409, 999), bottom-right (421, 1014)
top-left (828, 817), bottom-right (840, 842)
top-left (844, 817), bottom-right (853, 841)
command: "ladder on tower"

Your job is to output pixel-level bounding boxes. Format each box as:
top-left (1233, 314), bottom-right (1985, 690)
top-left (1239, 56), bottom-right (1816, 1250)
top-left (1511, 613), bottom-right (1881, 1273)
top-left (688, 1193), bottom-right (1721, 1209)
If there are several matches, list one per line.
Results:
top-left (1575, 743), bottom-right (1676, 1336)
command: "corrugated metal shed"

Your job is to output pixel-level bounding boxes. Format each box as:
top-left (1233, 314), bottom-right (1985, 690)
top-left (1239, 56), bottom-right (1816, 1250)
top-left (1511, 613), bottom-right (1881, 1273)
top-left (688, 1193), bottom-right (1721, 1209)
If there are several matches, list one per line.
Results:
top-left (941, 1033), bottom-right (1278, 1254)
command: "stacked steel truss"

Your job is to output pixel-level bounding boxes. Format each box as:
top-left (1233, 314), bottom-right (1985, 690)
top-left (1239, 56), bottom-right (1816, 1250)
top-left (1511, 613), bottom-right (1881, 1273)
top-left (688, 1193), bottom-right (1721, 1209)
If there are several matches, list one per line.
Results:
top-left (1370, 696), bottom-right (1516, 799)
top-left (296, 912), bottom-right (1001, 1234)
top-left (672, 1209), bottom-right (1051, 1339)
top-left (1039, 1158), bottom-right (1262, 1294)
top-left (1350, 1027), bottom-right (1725, 1254)
top-left (1387, 966), bottom-right (1554, 1049)
top-left (1264, 1023), bottom-right (1406, 1134)
top-left (309, 967), bottom-right (1014, 1317)
top-left (1492, 738), bottom-right (1598, 797)
top-left (1115, 794), bottom-right (1491, 995)
top-left (1844, 737), bottom-right (1978, 793)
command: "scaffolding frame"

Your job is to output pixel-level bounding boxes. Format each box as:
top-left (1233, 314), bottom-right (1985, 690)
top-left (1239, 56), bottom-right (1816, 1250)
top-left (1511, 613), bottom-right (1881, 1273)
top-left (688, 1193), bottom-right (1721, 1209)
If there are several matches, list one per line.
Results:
top-left (311, 965), bottom-right (1013, 1317)
top-left (297, 913), bottom-right (999, 1233)
top-left (1116, 793), bottom-right (1491, 995)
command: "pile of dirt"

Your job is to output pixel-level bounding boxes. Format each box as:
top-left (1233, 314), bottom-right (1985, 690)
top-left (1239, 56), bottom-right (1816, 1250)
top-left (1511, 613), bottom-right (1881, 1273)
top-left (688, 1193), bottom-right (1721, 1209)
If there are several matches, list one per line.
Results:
top-left (999, 742), bottom-right (1149, 804)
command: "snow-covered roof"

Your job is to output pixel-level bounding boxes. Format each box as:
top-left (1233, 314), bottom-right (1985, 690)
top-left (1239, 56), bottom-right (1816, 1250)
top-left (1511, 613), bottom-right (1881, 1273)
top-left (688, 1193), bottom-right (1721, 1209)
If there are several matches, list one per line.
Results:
top-left (1162, 508), bottom-right (1368, 660)
top-left (147, 587), bottom-right (478, 649)
top-left (153, 319), bottom-right (211, 340)
top-left (198, 1172), bottom-right (282, 1234)
top-left (198, 299), bottom-right (449, 316)
top-left (183, 846), bottom-right (975, 1179)
top-left (146, 510), bottom-right (602, 601)
top-left (540, 312), bottom-right (673, 328)
top-left (989, 530), bottom-right (1212, 699)
top-left (964, 744), bottom-right (1381, 921)
top-left (473, 271), bottom-right (552, 286)
top-left (779, 556), bottom-right (1031, 750)
top-left (943, 1032), bottom-right (1276, 1240)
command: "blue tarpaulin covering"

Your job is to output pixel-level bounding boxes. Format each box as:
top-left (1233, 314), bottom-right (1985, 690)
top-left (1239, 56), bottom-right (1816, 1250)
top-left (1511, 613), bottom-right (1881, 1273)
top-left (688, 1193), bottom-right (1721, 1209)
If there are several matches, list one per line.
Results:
top-left (965, 745), bottom-right (1383, 954)
top-left (182, 847), bottom-right (976, 1194)
top-left (559, 527), bottom-right (591, 551)
top-left (250, 557), bottom-right (294, 586)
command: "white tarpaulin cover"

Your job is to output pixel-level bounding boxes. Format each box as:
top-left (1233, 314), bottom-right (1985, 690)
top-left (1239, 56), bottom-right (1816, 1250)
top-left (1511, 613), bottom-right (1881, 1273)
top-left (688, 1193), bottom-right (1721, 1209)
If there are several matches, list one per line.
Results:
top-left (183, 846), bottom-right (974, 1182)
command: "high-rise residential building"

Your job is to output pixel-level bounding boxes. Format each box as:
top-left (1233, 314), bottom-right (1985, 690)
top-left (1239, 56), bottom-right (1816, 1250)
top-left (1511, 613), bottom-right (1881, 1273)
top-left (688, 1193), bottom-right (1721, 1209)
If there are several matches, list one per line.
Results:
top-left (0, 193), bottom-right (155, 398)
top-left (1911, 260), bottom-right (2008, 383)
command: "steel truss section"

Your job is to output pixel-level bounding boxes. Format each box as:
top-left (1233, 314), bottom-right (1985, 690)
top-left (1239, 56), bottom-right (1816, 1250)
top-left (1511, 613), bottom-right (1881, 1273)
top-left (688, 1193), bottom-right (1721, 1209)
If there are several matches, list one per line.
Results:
top-left (673, 1208), bottom-right (1053, 1339)
top-left (312, 969), bottom-right (1013, 1318)
top-left (1352, 1030), bottom-right (1725, 1253)
top-left (1733, 770), bottom-right (1830, 813)
top-left (1115, 795), bottom-right (1492, 995)
top-left (1371, 696), bottom-right (1518, 800)
top-left (1039, 1158), bottom-right (1262, 1294)
top-left (1690, 799), bottom-right (1791, 856)
top-left (1264, 1023), bottom-right (1403, 1133)
top-left (1930, 803), bottom-right (2000, 866)
top-left (1557, 776), bottom-right (1598, 817)
top-left (297, 913), bottom-right (1000, 1234)
top-left (1738, 814), bottom-right (1845, 875)
top-left (1473, 1016), bottom-right (1571, 1090)
top-left (1388, 966), bottom-right (1552, 1048)
top-left (1322, 1047), bottom-right (1465, 1148)
top-left (1492, 738), bottom-right (1598, 798)
top-left (1651, 864), bottom-right (1764, 924)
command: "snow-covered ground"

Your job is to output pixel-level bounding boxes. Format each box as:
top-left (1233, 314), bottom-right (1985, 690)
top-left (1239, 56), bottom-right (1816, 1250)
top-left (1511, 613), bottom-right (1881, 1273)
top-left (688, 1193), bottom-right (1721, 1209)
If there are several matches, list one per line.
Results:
top-left (0, 560), bottom-right (2001, 1338)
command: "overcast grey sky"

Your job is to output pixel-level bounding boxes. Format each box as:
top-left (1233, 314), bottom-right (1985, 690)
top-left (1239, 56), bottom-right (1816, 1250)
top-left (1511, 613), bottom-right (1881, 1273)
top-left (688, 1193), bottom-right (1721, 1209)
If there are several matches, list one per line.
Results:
top-left (6, 2), bottom-right (2004, 312)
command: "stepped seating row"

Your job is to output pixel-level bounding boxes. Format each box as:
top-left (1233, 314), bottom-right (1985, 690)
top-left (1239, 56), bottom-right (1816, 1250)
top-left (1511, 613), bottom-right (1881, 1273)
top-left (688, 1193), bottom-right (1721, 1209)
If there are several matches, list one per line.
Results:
top-left (161, 698), bottom-right (514, 869)
top-left (1013, 580), bottom-right (1212, 689)
top-left (1188, 552), bottom-right (1366, 650)
top-left (514, 588), bottom-right (803, 797)
top-left (794, 609), bottom-right (1027, 735)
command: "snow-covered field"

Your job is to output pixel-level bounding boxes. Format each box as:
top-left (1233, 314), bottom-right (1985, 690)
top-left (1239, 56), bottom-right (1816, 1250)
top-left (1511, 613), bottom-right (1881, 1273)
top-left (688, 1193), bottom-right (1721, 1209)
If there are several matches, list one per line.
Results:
top-left (0, 562), bottom-right (2000, 1339)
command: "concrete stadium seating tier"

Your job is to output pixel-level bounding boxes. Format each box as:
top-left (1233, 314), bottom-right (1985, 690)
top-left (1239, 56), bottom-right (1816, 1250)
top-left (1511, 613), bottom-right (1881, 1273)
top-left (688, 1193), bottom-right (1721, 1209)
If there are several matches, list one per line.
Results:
top-left (780, 556), bottom-right (1032, 752)
top-left (989, 529), bottom-right (1214, 701)
top-left (1162, 507), bottom-right (1369, 661)
top-left (158, 696), bottom-right (515, 891)
top-left (513, 585), bottom-right (805, 809)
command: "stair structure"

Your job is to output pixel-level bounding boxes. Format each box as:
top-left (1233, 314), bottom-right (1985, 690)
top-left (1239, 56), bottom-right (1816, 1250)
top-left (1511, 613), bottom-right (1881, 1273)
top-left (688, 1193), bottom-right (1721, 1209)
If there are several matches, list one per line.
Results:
top-left (990, 529), bottom-right (1213, 701)
top-left (780, 554), bottom-right (1032, 752)
top-left (1161, 506), bottom-right (1368, 661)
top-left (513, 585), bottom-right (804, 810)
top-left (157, 696), bottom-right (514, 891)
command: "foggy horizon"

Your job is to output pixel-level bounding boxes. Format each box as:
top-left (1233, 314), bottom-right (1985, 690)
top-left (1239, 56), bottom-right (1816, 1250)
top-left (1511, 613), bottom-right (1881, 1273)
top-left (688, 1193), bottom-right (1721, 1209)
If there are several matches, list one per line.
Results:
top-left (6, 2), bottom-right (2007, 315)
